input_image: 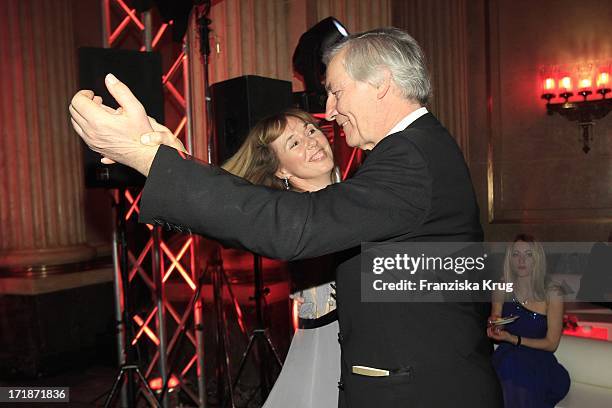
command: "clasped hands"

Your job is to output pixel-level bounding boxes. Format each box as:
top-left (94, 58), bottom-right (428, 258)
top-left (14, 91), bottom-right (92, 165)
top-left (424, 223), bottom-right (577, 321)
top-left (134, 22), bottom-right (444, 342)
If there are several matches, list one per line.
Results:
top-left (69, 73), bottom-right (186, 176)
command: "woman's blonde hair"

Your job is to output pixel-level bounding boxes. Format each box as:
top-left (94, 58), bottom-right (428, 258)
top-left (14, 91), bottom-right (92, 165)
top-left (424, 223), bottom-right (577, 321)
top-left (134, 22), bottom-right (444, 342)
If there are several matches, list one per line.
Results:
top-left (502, 234), bottom-right (548, 301)
top-left (221, 109), bottom-right (330, 190)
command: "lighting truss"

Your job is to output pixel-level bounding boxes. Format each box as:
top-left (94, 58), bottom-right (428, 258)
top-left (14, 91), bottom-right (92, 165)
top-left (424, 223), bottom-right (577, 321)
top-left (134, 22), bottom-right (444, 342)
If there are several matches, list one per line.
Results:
top-left (101, 1), bottom-right (212, 406)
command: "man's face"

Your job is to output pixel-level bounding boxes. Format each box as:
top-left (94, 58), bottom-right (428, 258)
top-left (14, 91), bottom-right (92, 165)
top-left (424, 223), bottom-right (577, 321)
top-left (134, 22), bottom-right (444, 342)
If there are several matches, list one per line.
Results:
top-left (325, 52), bottom-right (380, 150)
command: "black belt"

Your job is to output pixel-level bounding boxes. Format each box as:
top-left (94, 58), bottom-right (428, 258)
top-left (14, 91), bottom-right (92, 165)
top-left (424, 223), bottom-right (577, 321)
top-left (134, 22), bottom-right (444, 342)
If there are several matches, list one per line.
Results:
top-left (298, 309), bottom-right (338, 329)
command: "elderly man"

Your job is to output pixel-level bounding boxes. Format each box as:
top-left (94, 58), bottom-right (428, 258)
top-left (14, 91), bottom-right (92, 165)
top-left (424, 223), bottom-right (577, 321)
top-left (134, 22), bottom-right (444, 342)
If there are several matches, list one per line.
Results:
top-left (70, 28), bottom-right (502, 407)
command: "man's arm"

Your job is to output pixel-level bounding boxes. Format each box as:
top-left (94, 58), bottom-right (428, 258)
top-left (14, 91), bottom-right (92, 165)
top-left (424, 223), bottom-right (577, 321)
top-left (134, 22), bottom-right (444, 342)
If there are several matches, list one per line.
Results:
top-left (70, 76), bottom-right (431, 260)
top-left (140, 138), bottom-right (431, 261)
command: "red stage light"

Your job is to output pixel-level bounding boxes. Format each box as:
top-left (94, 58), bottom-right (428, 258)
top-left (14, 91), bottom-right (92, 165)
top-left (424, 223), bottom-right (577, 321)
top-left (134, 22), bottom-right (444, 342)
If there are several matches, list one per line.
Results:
top-left (149, 375), bottom-right (180, 391)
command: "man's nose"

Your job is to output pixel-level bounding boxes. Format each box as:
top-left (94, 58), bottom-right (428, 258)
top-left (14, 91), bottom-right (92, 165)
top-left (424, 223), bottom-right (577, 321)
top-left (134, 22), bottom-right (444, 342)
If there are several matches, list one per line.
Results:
top-left (325, 95), bottom-right (337, 122)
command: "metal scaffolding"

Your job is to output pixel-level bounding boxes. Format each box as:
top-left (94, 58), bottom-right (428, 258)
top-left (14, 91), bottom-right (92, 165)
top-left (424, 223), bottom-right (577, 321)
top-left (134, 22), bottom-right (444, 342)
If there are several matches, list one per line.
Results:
top-left (101, 1), bottom-right (206, 406)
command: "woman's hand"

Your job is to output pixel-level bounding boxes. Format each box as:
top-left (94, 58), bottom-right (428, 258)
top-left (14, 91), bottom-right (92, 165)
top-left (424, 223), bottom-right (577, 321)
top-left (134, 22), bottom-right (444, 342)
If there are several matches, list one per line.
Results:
top-left (139, 117), bottom-right (188, 153)
top-left (289, 293), bottom-right (305, 304)
top-left (487, 324), bottom-right (515, 344)
top-left (487, 314), bottom-right (501, 327)
top-left (100, 115), bottom-right (187, 164)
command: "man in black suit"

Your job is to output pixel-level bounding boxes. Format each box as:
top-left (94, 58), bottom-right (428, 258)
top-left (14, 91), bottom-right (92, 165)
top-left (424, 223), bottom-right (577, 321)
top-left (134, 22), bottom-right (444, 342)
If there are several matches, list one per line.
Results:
top-left (70, 27), bottom-right (502, 407)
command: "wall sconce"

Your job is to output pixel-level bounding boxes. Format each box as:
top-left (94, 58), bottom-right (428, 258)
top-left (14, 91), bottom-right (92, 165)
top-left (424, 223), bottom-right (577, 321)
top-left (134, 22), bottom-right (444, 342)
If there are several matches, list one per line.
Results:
top-left (541, 63), bottom-right (612, 153)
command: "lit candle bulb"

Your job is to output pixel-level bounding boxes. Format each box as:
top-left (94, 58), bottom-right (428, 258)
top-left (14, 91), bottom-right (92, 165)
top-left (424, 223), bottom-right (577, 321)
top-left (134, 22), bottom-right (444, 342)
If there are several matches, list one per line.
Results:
top-left (541, 77), bottom-right (556, 104)
top-left (597, 72), bottom-right (609, 88)
top-left (559, 76), bottom-right (572, 91)
top-left (543, 78), bottom-right (555, 91)
top-left (596, 71), bottom-right (610, 99)
top-left (578, 77), bottom-right (593, 100)
top-left (559, 76), bottom-right (573, 102)
top-left (579, 78), bottom-right (592, 90)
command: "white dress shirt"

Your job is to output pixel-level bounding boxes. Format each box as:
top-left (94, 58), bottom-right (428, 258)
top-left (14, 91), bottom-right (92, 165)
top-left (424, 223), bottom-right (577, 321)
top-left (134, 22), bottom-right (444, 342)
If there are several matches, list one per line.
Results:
top-left (385, 106), bottom-right (429, 137)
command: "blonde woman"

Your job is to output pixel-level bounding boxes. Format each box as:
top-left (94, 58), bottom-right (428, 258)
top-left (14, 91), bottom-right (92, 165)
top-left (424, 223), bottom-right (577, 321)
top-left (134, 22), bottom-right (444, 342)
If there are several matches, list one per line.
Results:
top-left (487, 234), bottom-right (570, 408)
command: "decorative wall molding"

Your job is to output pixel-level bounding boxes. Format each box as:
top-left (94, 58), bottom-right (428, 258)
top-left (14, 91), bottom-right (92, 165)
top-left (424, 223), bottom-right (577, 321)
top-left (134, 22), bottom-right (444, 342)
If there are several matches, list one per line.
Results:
top-left (0, 0), bottom-right (94, 268)
top-left (392, 0), bottom-right (470, 158)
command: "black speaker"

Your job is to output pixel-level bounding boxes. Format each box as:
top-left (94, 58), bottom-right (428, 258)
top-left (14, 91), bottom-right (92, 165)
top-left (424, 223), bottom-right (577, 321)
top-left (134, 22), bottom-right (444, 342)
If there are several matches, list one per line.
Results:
top-left (211, 75), bottom-right (293, 164)
top-left (78, 47), bottom-right (164, 188)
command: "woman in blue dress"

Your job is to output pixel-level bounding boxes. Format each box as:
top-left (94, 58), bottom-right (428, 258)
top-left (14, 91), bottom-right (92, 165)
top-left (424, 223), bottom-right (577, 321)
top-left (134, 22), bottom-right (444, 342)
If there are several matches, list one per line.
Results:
top-left (487, 234), bottom-right (570, 408)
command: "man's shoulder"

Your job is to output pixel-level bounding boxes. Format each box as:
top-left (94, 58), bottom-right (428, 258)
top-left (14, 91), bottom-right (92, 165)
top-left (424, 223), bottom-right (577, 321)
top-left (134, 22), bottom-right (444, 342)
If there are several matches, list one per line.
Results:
top-left (401, 114), bottom-right (464, 160)
top-left (366, 130), bottom-right (428, 165)
top-left (402, 113), bottom-right (450, 140)
top-left (362, 113), bottom-right (466, 176)
top-left (379, 114), bottom-right (446, 145)
top-left (373, 119), bottom-right (454, 158)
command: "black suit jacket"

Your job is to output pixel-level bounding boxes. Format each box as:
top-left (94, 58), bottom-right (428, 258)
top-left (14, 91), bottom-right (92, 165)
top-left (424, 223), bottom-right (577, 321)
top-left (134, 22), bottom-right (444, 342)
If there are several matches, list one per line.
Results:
top-left (140, 113), bottom-right (502, 407)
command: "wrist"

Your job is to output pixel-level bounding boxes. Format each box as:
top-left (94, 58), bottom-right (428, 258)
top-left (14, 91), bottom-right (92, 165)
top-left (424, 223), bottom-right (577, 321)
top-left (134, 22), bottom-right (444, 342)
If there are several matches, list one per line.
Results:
top-left (133, 145), bottom-right (159, 177)
top-left (513, 335), bottom-right (522, 347)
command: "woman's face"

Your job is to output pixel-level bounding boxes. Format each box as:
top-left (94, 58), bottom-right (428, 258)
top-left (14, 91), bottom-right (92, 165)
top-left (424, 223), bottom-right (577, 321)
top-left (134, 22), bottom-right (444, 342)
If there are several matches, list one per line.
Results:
top-left (510, 240), bottom-right (535, 278)
top-left (270, 116), bottom-right (334, 188)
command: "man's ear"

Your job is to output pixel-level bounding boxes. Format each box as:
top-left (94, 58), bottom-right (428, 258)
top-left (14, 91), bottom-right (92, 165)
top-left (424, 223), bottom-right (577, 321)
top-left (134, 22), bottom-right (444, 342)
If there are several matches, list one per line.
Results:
top-left (376, 67), bottom-right (392, 100)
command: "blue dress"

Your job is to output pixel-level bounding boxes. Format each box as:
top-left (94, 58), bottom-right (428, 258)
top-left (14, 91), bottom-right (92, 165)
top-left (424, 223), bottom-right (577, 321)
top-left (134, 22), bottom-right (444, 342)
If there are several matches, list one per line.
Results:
top-left (492, 300), bottom-right (570, 408)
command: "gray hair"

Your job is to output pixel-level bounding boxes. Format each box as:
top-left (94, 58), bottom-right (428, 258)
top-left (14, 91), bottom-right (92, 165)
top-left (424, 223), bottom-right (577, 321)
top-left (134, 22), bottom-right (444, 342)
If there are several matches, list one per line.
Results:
top-left (323, 27), bottom-right (431, 105)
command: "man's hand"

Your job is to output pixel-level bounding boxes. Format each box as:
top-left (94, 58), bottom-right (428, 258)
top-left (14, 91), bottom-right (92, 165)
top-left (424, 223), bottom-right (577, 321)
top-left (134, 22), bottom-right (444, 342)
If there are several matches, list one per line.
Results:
top-left (101, 116), bottom-right (187, 165)
top-left (69, 73), bottom-right (158, 176)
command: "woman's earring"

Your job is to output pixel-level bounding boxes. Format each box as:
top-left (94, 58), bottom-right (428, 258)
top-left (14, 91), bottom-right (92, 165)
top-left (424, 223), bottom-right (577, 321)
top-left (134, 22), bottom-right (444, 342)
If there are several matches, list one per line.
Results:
top-left (284, 178), bottom-right (290, 190)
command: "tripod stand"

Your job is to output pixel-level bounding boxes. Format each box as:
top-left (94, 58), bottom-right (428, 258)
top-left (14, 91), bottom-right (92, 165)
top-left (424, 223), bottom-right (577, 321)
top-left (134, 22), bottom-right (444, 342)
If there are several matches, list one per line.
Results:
top-left (105, 190), bottom-right (161, 408)
top-left (206, 247), bottom-right (244, 408)
top-left (231, 254), bottom-right (283, 404)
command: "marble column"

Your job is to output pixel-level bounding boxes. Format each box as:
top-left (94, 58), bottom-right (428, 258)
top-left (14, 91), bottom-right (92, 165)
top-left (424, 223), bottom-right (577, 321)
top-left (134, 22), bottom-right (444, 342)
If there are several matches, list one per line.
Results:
top-left (392, 0), bottom-right (471, 158)
top-left (0, 0), bottom-right (94, 269)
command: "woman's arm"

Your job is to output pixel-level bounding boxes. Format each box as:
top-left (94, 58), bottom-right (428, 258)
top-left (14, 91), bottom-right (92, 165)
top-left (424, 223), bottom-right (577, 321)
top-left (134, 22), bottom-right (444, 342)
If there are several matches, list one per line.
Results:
top-left (487, 289), bottom-right (504, 326)
top-left (488, 289), bottom-right (565, 352)
top-left (486, 289), bottom-right (505, 339)
top-left (490, 289), bottom-right (505, 317)
top-left (514, 289), bottom-right (564, 351)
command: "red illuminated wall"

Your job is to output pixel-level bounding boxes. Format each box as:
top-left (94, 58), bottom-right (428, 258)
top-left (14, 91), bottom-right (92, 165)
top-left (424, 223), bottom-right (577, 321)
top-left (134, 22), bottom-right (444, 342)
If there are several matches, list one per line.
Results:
top-left (465, 0), bottom-right (612, 241)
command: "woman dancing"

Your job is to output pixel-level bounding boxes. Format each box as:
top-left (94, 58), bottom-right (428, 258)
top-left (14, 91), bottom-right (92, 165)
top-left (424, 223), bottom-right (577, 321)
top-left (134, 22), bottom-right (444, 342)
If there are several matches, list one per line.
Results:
top-left (222, 109), bottom-right (341, 408)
